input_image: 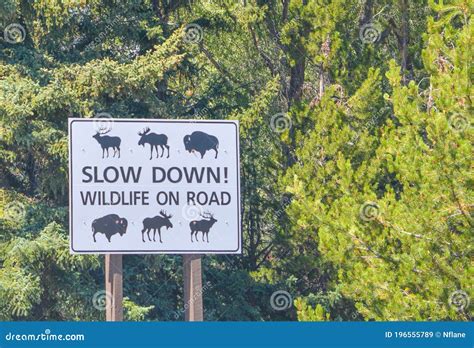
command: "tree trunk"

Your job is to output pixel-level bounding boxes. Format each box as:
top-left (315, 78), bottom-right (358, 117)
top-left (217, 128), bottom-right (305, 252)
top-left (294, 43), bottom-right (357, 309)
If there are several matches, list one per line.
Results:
top-left (288, 55), bottom-right (306, 106)
top-left (319, 64), bottom-right (325, 99)
top-left (360, 0), bottom-right (374, 26)
top-left (399, 0), bottom-right (410, 83)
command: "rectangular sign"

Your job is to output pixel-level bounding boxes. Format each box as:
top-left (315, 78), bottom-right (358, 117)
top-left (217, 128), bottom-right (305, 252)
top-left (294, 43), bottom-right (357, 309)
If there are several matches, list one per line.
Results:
top-left (68, 118), bottom-right (241, 254)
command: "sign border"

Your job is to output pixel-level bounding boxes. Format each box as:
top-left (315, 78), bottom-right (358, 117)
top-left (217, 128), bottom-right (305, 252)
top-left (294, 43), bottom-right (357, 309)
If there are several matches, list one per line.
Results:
top-left (68, 118), bottom-right (241, 254)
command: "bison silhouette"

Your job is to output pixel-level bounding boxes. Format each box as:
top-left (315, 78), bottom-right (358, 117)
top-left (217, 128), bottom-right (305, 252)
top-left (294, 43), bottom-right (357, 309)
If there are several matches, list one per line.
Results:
top-left (183, 131), bottom-right (219, 159)
top-left (92, 214), bottom-right (128, 242)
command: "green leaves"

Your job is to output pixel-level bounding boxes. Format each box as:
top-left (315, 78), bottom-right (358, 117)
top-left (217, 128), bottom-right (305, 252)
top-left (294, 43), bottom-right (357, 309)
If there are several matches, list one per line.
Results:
top-left (0, 222), bottom-right (99, 319)
top-left (0, 266), bottom-right (42, 319)
top-left (123, 297), bottom-right (155, 321)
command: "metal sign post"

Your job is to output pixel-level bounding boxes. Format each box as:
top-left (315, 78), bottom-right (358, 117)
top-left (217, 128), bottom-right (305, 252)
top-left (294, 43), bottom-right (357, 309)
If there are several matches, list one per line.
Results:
top-left (183, 254), bottom-right (203, 321)
top-left (105, 254), bottom-right (123, 321)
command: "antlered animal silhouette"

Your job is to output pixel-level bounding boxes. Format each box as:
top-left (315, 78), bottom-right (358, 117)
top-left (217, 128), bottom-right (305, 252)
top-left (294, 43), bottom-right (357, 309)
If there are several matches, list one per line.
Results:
top-left (92, 129), bottom-right (121, 158)
top-left (141, 210), bottom-right (173, 243)
top-left (189, 211), bottom-right (217, 242)
top-left (138, 127), bottom-right (170, 160)
top-left (183, 131), bottom-right (219, 159)
top-left (92, 214), bottom-right (128, 242)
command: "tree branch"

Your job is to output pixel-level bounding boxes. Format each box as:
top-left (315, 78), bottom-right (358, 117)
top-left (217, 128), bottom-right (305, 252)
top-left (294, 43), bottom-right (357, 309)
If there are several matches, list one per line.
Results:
top-left (198, 42), bottom-right (239, 83)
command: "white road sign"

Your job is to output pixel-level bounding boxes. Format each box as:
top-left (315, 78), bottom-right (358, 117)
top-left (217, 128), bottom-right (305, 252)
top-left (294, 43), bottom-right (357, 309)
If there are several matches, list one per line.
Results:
top-left (68, 118), bottom-right (241, 254)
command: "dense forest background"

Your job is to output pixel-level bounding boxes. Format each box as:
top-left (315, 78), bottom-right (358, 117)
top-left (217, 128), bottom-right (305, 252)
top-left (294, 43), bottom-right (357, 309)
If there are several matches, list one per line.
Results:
top-left (0, 0), bottom-right (472, 321)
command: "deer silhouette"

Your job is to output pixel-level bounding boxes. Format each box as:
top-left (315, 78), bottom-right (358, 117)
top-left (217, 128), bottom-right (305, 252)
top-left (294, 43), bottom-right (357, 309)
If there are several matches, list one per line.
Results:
top-left (92, 128), bottom-right (121, 158)
top-left (141, 210), bottom-right (173, 243)
top-left (138, 127), bottom-right (170, 160)
top-left (189, 211), bottom-right (217, 243)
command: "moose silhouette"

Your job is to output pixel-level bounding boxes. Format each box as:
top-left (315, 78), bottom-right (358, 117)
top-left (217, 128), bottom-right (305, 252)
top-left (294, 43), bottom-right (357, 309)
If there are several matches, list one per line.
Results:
top-left (138, 127), bottom-right (170, 160)
top-left (141, 210), bottom-right (173, 243)
top-left (183, 131), bottom-right (219, 159)
top-left (92, 214), bottom-right (128, 242)
top-left (189, 211), bottom-right (217, 242)
top-left (92, 128), bottom-right (121, 158)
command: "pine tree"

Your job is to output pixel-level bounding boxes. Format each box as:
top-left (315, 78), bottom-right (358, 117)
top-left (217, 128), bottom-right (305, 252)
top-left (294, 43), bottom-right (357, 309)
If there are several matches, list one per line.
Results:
top-left (284, 0), bottom-right (472, 320)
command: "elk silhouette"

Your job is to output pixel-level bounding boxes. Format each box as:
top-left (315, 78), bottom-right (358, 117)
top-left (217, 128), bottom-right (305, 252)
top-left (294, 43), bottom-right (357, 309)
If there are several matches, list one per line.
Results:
top-left (189, 211), bottom-right (217, 243)
top-left (92, 128), bottom-right (121, 158)
top-left (141, 210), bottom-right (173, 243)
top-left (138, 127), bottom-right (170, 160)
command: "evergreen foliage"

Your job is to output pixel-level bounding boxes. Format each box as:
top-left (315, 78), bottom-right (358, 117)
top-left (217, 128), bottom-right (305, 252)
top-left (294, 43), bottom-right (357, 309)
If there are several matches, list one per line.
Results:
top-left (0, 0), bottom-right (471, 321)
